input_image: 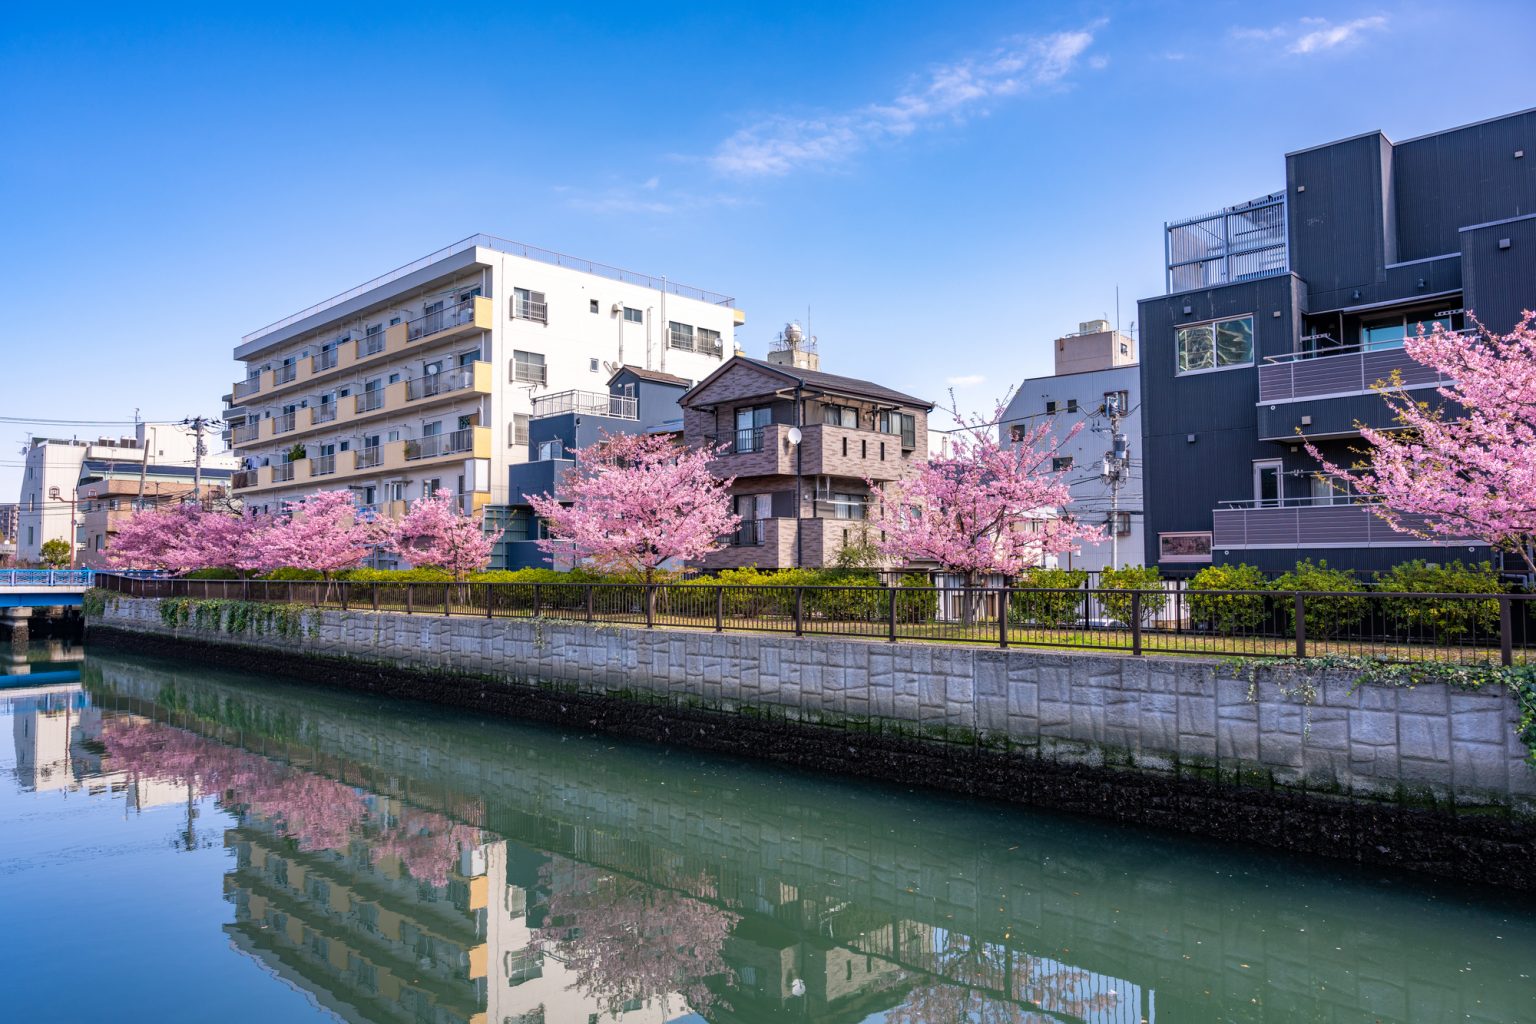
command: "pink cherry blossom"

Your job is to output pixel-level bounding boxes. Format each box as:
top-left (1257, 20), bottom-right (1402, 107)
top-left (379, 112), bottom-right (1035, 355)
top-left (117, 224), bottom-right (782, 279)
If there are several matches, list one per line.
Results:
top-left (387, 488), bottom-right (502, 580)
top-left (256, 489), bottom-right (388, 576)
top-left (529, 432), bottom-right (739, 582)
top-left (1305, 313), bottom-right (1536, 572)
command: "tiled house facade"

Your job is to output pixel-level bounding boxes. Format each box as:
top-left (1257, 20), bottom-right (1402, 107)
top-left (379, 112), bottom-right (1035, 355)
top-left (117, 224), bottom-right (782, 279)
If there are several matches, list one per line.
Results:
top-left (681, 357), bottom-right (932, 570)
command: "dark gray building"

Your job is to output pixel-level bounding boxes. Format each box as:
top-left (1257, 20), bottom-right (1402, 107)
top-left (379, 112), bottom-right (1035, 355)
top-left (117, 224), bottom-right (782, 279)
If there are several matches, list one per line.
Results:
top-left (1138, 108), bottom-right (1536, 576)
top-left (488, 365), bottom-right (693, 569)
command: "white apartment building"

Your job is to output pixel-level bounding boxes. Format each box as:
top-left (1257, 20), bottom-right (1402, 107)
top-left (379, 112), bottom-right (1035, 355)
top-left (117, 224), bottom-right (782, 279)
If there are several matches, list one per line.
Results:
top-left (226, 235), bottom-right (744, 516)
top-left (16, 423), bottom-right (219, 565)
top-left (1000, 320), bottom-right (1143, 572)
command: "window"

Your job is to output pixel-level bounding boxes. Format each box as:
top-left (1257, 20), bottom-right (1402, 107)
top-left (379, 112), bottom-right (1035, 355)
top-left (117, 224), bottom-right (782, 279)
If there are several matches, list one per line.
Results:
top-left (590, 299), bottom-right (599, 313)
top-left (1177, 314), bottom-right (1254, 373)
top-left (878, 411), bottom-right (917, 449)
top-left (623, 306), bottom-right (643, 324)
top-left (512, 350), bottom-right (547, 385)
top-left (1360, 308), bottom-right (1465, 352)
top-left (1052, 456), bottom-right (1074, 472)
top-left (830, 492), bottom-right (865, 520)
top-left (509, 414), bottom-right (529, 447)
top-left (512, 288), bottom-right (547, 323)
top-left (536, 439), bottom-right (563, 461)
top-left (1120, 342), bottom-right (1129, 355)
top-left (1066, 399), bottom-right (1079, 413)
top-left (1254, 459), bottom-right (1283, 507)
top-left (668, 321), bottom-right (695, 350)
top-left (589, 358), bottom-right (599, 372)
top-left (823, 405), bottom-right (857, 427)
top-left (1045, 400), bottom-right (1057, 415)
top-left (697, 327), bottom-right (721, 354)
top-left (1103, 390), bottom-right (1130, 416)
top-left (734, 405), bottom-right (771, 451)
top-left (1109, 511), bottom-right (1132, 536)
top-left (1159, 531), bottom-right (1212, 563)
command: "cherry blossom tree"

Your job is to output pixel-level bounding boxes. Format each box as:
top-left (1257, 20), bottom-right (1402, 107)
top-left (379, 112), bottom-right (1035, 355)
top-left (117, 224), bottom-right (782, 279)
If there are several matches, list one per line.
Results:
top-left (257, 489), bottom-right (385, 576)
top-left (868, 402), bottom-right (1102, 620)
top-left (1305, 314), bottom-right (1536, 572)
top-left (529, 433), bottom-right (739, 583)
top-left (387, 488), bottom-right (502, 580)
top-left (106, 503), bottom-right (267, 573)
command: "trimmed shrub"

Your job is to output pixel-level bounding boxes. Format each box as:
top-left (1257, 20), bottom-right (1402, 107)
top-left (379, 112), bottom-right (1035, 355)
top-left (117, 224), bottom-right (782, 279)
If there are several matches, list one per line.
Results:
top-left (1375, 560), bottom-right (1504, 641)
top-left (342, 567), bottom-right (453, 582)
top-left (1189, 563), bottom-right (1269, 635)
top-left (894, 572), bottom-right (938, 622)
top-left (1096, 565), bottom-right (1166, 625)
top-left (1272, 559), bottom-right (1367, 639)
top-left (1008, 567), bottom-right (1089, 628)
top-left (261, 567), bottom-right (325, 581)
top-left (182, 567), bottom-right (243, 580)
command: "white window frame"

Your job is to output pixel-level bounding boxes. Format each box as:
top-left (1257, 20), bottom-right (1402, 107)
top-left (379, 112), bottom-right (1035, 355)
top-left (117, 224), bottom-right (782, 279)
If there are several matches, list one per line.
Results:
top-left (511, 350), bottom-right (547, 385)
top-left (1253, 458), bottom-right (1283, 507)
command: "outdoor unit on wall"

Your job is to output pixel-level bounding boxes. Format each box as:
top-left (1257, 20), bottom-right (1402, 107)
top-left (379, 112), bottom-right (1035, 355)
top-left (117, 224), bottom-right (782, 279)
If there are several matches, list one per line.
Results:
top-left (611, 303), bottom-right (624, 314)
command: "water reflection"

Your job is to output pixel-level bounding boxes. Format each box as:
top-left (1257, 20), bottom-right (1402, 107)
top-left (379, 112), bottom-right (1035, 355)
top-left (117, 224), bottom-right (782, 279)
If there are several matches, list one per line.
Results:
top-left (4, 650), bottom-right (1534, 1024)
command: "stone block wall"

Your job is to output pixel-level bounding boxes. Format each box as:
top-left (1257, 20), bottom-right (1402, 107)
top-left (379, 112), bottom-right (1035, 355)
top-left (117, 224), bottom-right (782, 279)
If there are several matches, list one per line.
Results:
top-left (95, 596), bottom-right (1535, 815)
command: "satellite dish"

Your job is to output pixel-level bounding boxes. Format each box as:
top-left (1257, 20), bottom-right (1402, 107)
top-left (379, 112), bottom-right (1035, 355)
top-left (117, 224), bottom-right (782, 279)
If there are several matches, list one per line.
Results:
top-left (786, 427), bottom-right (803, 445)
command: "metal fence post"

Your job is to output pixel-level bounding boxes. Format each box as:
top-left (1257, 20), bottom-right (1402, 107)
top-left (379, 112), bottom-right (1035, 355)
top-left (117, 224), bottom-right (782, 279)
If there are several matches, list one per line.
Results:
top-left (444, 585), bottom-right (451, 617)
top-left (372, 586), bottom-right (379, 613)
top-left (406, 584), bottom-right (413, 615)
top-left (888, 586), bottom-right (898, 643)
top-left (586, 584), bottom-right (595, 623)
top-left (714, 586), bottom-right (724, 632)
top-left (794, 588), bottom-right (804, 637)
top-left (646, 585), bottom-right (655, 628)
top-left (1294, 592), bottom-right (1307, 658)
top-left (486, 584), bottom-right (494, 619)
top-left (998, 588), bottom-right (1009, 649)
top-left (532, 583), bottom-right (542, 619)
top-left (1499, 595), bottom-right (1514, 667)
top-left (1132, 591), bottom-right (1143, 656)
top-left (341, 584), bottom-right (348, 612)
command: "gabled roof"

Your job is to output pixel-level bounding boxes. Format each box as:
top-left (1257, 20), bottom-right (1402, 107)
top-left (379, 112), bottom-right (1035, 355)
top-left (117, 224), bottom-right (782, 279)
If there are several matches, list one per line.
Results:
top-left (682, 356), bottom-right (933, 409)
top-left (608, 364), bottom-right (693, 388)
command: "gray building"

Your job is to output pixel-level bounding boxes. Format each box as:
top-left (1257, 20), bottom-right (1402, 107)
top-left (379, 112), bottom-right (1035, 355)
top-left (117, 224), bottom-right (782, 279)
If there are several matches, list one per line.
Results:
top-left (490, 365), bottom-right (694, 569)
top-left (1000, 321), bottom-right (1141, 571)
top-left (1138, 107), bottom-right (1536, 575)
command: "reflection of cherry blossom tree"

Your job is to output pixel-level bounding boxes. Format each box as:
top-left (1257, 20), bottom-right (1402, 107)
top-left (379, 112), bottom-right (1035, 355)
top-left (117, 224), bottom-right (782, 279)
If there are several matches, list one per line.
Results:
top-left (885, 932), bottom-right (1121, 1024)
top-left (535, 855), bottom-right (738, 1016)
top-left (99, 717), bottom-right (479, 886)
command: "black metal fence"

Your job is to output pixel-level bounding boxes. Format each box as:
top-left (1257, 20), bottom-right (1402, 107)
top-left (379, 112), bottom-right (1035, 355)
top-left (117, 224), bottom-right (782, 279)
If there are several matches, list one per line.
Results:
top-left (96, 574), bottom-right (1536, 665)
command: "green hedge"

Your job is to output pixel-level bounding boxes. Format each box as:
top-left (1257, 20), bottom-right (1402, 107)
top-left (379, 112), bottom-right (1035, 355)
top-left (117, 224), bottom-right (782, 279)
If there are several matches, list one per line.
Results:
top-left (1096, 565), bottom-right (1166, 624)
top-left (1189, 563), bottom-right (1270, 635)
top-left (1272, 559), bottom-right (1367, 639)
top-left (1374, 560), bottom-right (1504, 641)
top-left (1007, 568), bottom-right (1088, 628)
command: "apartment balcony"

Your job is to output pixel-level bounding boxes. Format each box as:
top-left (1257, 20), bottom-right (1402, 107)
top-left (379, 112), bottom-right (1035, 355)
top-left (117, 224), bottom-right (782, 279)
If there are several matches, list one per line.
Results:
top-left (1256, 344), bottom-right (1450, 440)
top-left (228, 295), bottom-right (492, 407)
top-left (1211, 498), bottom-right (1470, 550)
top-left (231, 426), bottom-right (492, 493)
top-left (232, 469), bottom-right (259, 489)
top-left (232, 422), bottom-right (260, 444)
top-left (729, 519), bottom-right (765, 547)
top-left (231, 363), bottom-right (492, 448)
top-left (530, 390), bottom-right (638, 420)
top-left (797, 423), bottom-right (915, 480)
top-left (704, 424), bottom-right (795, 476)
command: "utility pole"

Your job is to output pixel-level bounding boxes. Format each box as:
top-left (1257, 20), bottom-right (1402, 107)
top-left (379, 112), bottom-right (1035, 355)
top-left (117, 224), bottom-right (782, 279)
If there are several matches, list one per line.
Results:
top-left (181, 416), bottom-right (220, 508)
top-left (1100, 394), bottom-right (1132, 568)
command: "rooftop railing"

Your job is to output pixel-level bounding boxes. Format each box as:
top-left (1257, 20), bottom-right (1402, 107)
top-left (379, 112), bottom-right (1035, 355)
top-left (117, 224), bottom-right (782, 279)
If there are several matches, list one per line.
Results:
top-left (241, 234), bottom-right (735, 346)
top-left (530, 390), bottom-right (638, 420)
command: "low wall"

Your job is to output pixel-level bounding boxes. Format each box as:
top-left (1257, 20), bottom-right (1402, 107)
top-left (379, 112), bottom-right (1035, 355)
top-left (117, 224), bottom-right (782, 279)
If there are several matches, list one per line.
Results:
top-left (91, 596), bottom-right (1536, 884)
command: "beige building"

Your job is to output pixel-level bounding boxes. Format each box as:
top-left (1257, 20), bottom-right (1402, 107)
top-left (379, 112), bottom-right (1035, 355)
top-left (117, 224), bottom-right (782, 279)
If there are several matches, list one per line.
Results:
top-left (681, 335), bottom-right (932, 570)
top-left (226, 234), bottom-right (744, 519)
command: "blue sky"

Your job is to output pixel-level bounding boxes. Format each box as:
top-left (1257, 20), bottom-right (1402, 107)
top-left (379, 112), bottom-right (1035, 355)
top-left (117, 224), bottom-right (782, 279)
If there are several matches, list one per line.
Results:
top-left (2, 1), bottom-right (1533, 497)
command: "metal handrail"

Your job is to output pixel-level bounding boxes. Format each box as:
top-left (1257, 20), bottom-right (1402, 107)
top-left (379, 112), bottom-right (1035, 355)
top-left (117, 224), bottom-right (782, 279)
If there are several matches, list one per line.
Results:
top-left (233, 376), bottom-right (262, 398)
top-left (312, 348), bottom-right (339, 372)
top-left (1264, 328), bottom-right (1475, 364)
top-left (274, 411), bottom-right (297, 434)
top-left (530, 390), bottom-right (638, 420)
top-left (272, 463), bottom-right (296, 482)
top-left (232, 422), bottom-right (259, 443)
top-left (273, 363), bottom-right (298, 385)
top-left (406, 368), bottom-right (475, 402)
top-left (312, 403), bottom-right (338, 424)
top-left (311, 454), bottom-right (336, 476)
top-left (407, 298), bottom-right (480, 341)
top-left (354, 446), bottom-right (382, 469)
top-left (358, 332), bottom-right (386, 357)
top-left (356, 390), bottom-right (385, 414)
top-left (406, 428), bottom-right (475, 461)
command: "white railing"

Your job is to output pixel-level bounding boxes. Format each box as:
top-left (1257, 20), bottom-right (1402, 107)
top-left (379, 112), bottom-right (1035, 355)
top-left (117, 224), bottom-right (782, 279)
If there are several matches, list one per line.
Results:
top-left (233, 376), bottom-right (262, 398)
top-left (312, 348), bottom-right (339, 373)
top-left (356, 390), bottom-right (385, 414)
top-left (273, 363), bottom-right (297, 385)
top-left (311, 454), bottom-right (336, 476)
top-left (530, 390), bottom-right (638, 420)
top-left (354, 446), bottom-right (382, 469)
top-left (406, 429), bottom-right (475, 461)
top-left (274, 411), bottom-right (296, 434)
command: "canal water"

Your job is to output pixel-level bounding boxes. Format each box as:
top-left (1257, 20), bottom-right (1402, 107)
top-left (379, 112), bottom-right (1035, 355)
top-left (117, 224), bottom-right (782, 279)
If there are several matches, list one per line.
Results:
top-left (2, 645), bottom-right (1533, 1023)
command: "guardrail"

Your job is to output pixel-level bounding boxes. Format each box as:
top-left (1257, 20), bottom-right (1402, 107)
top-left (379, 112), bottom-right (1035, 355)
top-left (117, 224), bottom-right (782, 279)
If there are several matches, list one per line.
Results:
top-left (93, 575), bottom-right (1536, 665)
top-left (1, 570), bottom-right (95, 587)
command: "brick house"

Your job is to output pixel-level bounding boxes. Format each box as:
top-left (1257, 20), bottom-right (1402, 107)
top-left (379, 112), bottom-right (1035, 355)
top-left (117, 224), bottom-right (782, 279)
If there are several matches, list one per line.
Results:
top-left (681, 356), bottom-right (932, 569)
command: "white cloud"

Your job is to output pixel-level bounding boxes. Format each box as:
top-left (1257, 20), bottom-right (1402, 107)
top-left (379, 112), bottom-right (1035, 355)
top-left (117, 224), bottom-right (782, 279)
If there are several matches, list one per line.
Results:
top-left (946, 373), bottom-right (987, 387)
top-left (710, 26), bottom-right (1103, 178)
top-left (1233, 15), bottom-right (1387, 56)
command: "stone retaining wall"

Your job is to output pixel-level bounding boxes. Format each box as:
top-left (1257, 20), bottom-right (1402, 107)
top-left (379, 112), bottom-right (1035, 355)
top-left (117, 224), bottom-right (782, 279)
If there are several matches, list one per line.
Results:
top-left (95, 595), bottom-right (1535, 814)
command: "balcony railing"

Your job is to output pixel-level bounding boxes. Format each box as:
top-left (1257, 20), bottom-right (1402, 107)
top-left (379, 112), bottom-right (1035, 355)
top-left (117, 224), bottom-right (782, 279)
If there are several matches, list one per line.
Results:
top-left (272, 462), bottom-right (296, 483)
top-left (312, 348), bottom-right (339, 373)
top-left (407, 298), bottom-right (479, 341)
top-left (274, 411), bottom-right (297, 434)
top-left (513, 362), bottom-right (548, 386)
top-left (407, 368), bottom-right (475, 402)
top-left (513, 296), bottom-right (548, 323)
top-left (356, 390), bottom-right (385, 414)
top-left (233, 376), bottom-right (262, 399)
top-left (274, 363), bottom-right (298, 386)
top-left (733, 427), bottom-right (764, 453)
top-left (311, 454), bottom-right (336, 476)
top-left (354, 446), bottom-right (382, 470)
top-left (359, 331), bottom-right (385, 357)
top-left (1258, 341), bottom-right (1452, 403)
top-left (232, 469), bottom-right (258, 489)
top-left (232, 422), bottom-right (259, 443)
top-left (1212, 498), bottom-right (1470, 549)
top-left (312, 403), bottom-right (338, 425)
top-left (530, 390), bottom-right (638, 420)
top-left (671, 330), bottom-right (723, 355)
top-left (406, 428), bottom-right (475, 461)
top-left (730, 519), bottom-right (766, 547)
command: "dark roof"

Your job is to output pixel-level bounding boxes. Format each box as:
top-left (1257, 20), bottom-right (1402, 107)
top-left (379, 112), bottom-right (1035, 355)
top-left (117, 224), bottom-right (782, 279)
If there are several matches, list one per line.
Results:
top-left (608, 364), bottom-right (693, 388)
top-left (737, 357), bottom-right (933, 409)
top-left (78, 459), bottom-right (234, 481)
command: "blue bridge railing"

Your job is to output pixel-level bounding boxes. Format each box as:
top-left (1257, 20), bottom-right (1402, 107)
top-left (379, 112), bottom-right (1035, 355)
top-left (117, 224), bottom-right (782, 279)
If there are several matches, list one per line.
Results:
top-left (0, 570), bottom-right (96, 587)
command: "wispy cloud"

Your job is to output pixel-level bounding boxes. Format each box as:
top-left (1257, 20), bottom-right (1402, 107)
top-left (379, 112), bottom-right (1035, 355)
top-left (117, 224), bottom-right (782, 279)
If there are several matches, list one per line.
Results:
top-left (558, 179), bottom-right (749, 216)
top-left (1233, 15), bottom-right (1387, 55)
top-left (946, 373), bottom-right (987, 387)
top-left (710, 26), bottom-right (1104, 178)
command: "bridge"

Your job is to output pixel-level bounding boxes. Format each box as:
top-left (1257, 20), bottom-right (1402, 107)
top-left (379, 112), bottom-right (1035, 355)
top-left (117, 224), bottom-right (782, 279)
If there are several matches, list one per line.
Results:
top-left (0, 570), bottom-right (96, 609)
